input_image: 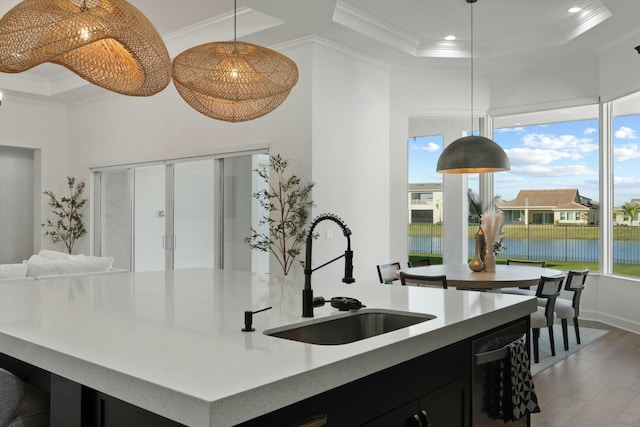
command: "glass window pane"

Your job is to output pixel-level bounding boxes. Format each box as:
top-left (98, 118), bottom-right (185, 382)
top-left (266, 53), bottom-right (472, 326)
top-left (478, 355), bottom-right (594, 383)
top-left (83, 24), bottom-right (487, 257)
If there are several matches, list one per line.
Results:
top-left (493, 105), bottom-right (599, 271)
top-left (134, 165), bottom-right (166, 272)
top-left (612, 92), bottom-right (640, 277)
top-left (174, 160), bottom-right (215, 269)
top-left (223, 155), bottom-right (262, 272)
top-left (408, 135), bottom-right (443, 262)
top-left (98, 170), bottom-right (131, 270)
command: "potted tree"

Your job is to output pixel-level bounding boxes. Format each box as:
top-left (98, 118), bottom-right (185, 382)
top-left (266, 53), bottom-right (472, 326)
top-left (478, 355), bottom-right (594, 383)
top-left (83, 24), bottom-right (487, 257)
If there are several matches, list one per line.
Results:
top-left (42, 176), bottom-right (88, 254)
top-left (245, 154), bottom-right (314, 276)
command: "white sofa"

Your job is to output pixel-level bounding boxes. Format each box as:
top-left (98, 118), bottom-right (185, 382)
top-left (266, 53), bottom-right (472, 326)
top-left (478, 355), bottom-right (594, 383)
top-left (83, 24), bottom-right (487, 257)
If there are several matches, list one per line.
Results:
top-left (0, 250), bottom-right (126, 282)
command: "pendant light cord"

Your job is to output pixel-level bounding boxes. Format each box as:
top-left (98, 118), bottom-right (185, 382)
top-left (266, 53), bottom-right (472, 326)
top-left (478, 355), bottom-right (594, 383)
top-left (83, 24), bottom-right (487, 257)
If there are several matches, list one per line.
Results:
top-left (234, 0), bottom-right (237, 41)
top-left (470, 0), bottom-right (474, 133)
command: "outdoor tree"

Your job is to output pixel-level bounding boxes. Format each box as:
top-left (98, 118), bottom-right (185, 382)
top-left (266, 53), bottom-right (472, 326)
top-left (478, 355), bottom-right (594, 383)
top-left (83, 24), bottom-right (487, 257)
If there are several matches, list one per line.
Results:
top-left (42, 176), bottom-right (88, 254)
top-left (621, 201), bottom-right (639, 225)
top-left (467, 189), bottom-right (501, 222)
top-left (245, 154), bottom-right (315, 275)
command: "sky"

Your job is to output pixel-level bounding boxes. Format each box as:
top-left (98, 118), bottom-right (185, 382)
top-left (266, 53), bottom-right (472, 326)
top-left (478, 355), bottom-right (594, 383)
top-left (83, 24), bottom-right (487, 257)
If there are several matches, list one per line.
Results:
top-left (408, 115), bottom-right (640, 206)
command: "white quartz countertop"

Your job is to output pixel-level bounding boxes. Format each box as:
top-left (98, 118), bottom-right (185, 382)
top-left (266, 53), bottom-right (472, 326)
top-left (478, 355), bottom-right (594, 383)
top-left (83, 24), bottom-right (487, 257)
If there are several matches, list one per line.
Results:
top-left (0, 268), bottom-right (536, 426)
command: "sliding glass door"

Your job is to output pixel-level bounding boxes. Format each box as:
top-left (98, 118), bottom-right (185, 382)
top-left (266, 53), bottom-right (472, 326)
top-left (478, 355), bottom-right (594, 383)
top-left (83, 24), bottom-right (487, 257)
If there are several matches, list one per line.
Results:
top-left (93, 152), bottom-right (267, 273)
top-left (173, 160), bottom-right (215, 269)
top-left (95, 169), bottom-right (132, 270)
top-left (134, 165), bottom-right (166, 272)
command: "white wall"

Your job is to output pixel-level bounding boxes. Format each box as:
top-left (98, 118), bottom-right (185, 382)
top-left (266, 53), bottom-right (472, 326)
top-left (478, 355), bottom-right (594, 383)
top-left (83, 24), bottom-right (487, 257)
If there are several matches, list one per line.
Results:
top-left (0, 146), bottom-right (34, 262)
top-left (310, 42), bottom-right (391, 284)
top-left (0, 96), bottom-right (69, 255)
top-left (580, 274), bottom-right (640, 334)
top-left (488, 52), bottom-right (600, 115)
top-left (222, 155), bottom-right (252, 271)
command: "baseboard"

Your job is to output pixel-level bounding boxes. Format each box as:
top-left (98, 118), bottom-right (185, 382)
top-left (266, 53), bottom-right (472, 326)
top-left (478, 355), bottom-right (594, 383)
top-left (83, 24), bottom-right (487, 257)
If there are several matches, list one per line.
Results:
top-left (581, 309), bottom-right (640, 335)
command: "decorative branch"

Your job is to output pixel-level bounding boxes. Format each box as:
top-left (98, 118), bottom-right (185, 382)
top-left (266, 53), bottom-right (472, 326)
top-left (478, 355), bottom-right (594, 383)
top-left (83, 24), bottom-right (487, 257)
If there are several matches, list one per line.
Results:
top-left (482, 211), bottom-right (503, 254)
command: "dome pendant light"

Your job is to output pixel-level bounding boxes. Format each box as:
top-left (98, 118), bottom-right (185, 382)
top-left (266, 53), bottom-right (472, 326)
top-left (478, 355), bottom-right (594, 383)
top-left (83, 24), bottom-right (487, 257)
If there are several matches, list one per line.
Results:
top-left (0, 0), bottom-right (171, 96)
top-left (436, 0), bottom-right (510, 174)
top-left (172, 0), bottom-right (298, 122)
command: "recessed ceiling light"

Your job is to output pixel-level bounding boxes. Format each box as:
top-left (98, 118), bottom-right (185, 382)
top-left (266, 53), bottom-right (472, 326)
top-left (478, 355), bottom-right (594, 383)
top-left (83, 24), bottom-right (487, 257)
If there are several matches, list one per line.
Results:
top-left (568, 7), bottom-right (582, 13)
top-left (445, 35), bottom-right (456, 41)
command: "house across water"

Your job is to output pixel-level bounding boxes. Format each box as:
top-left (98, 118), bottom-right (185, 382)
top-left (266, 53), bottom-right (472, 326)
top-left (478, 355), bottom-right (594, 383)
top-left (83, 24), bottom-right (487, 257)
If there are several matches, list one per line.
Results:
top-left (498, 189), bottom-right (598, 225)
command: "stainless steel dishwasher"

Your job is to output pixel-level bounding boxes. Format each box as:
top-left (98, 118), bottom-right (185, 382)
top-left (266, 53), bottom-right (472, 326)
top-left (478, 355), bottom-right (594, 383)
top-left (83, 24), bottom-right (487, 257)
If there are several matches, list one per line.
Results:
top-left (472, 320), bottom-right (531, 426)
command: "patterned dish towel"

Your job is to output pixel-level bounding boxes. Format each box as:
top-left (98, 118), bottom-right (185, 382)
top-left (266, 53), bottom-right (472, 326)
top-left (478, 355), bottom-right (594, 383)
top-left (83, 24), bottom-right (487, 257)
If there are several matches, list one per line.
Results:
top-left (503, 336), bottom-right (541, 421)
top-left (483, 335), bottom-right (541, 422)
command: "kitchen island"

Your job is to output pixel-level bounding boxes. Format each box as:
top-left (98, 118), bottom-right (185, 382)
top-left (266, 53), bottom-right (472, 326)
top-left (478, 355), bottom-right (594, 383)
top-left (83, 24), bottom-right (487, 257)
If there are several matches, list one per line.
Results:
top-left (0, 268), bottom-right (536, 426)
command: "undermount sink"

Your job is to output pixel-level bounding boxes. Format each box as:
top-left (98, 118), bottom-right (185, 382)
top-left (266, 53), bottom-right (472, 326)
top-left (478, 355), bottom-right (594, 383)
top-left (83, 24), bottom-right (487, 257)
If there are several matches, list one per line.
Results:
top-left (264, 309), bottom-right (436, 345)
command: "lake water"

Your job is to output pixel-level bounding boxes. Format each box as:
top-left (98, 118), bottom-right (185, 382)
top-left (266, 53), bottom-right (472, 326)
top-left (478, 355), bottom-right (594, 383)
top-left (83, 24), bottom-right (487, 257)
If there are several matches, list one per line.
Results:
top-left (408, 236), bottom-right (640, 264)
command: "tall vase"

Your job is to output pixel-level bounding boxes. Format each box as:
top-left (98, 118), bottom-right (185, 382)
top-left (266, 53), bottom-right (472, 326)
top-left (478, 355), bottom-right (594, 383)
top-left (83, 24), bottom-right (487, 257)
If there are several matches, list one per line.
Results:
top-left (484, 250), bottom-right (496, 273)
top-left (469, 232), bottom-right (485, 272)
top-left (475, 225), bottom-right (487, 263)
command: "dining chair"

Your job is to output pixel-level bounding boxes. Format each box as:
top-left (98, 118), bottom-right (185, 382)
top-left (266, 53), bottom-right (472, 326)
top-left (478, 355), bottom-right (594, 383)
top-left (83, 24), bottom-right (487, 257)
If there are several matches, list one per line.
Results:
top-left (399, 271), bottom-right (448, 289)
top-left (407, 258), bottom-right (431, 268)
top-left (554, 269), bottom-right (589, 351)
top-left (376, 262), bottom-right (401, 284)
top-left (502, 259), bottom-right (548, 295)
top-left (531, 274), bottom-right (565, 363)
top-left (506, 259), bottom-right (547, 268)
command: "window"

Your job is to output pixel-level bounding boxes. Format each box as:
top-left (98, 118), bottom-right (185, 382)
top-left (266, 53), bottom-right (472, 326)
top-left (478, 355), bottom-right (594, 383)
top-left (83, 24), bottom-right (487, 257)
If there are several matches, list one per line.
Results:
top-left (612, 92), bottom-right (640, 277)
top-left (493, 105), bottom-right (599, 270)
top-left (408, 134), bottom-right (444, 259)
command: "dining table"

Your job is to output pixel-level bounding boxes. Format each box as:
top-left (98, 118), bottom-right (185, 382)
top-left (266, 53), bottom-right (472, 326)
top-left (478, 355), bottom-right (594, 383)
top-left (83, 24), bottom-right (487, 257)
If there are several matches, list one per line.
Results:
top-left (400, 263), bottom-right (564, 291)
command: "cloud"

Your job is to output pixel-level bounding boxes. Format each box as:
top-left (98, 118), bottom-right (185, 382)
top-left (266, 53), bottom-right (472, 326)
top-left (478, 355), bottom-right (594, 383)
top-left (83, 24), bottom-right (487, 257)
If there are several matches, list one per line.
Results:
top-left (410, 142), bottom-right (440, 152)
top-left (509, 163), bottom-right (594, 177)
top-left (613, 176), bottom-right (640, 186)
top-left (615, 126), bottom-right (637, 139)
top-left (614, 143), bottom-right (640, 162)
top-left (494, 176), bottom-right (524, 183)
top-left (584, 127), bottom-right (597, 135)
top-left (496, 127), bottom-right (525, 133)
top-left (505, 147), bottom-right (573, 165)
top-left (522, 132), bottom-right (597, 153)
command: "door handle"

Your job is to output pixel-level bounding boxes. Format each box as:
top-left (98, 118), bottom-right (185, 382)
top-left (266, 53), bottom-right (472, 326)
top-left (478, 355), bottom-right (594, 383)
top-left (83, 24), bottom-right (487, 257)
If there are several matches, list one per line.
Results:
top-left (296, 414), bottom-right (327, 426)
top-left (420, 409), bottom-right (431, 427)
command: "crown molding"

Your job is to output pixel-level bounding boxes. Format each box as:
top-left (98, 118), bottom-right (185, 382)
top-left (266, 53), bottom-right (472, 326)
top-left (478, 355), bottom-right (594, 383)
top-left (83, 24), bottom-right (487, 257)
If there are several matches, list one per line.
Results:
top-left (333, 0), bottom-right (419, 56)
top-left (164, 7), bottom-right (284, 57)
top-left (558, 0), bottom-right (612, 43)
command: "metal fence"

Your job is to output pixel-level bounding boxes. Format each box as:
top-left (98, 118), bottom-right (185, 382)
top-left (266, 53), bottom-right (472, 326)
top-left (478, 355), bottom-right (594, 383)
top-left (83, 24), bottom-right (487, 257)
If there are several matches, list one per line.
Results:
top-left (408, 223), bottom-right (640, 264)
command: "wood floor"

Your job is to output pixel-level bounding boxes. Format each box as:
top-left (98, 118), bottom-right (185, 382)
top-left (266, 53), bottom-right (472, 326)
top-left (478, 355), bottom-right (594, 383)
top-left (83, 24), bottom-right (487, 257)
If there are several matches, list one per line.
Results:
top-left (531, 324), bottom-right (640, 426)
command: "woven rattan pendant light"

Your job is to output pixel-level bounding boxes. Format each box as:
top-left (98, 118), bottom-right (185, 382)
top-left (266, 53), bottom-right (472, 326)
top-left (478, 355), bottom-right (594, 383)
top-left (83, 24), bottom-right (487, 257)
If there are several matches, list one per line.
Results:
top-left (0, 0), bottom-right (171, 96)
top-left (172, 1), bottom-right (298, 122)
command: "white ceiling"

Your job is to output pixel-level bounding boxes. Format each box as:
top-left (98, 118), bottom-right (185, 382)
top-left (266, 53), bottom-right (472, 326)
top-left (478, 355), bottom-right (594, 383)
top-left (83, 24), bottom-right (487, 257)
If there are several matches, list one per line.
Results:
top-left (1, 0), bottom-right (640, 101)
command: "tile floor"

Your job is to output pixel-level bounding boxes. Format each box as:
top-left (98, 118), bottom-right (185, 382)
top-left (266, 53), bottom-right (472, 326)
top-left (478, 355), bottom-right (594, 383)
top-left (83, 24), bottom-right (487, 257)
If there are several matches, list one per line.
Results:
top-left (531, 323), bottom-right (640, 427)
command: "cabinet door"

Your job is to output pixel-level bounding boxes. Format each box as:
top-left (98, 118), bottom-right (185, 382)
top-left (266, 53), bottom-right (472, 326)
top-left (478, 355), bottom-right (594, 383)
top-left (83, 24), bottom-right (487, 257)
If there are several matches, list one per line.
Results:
top-left (360, 377), bottom-right (469, 427)
top-left (419, 377), bottom-right (469, 427)
top-left (359, 401), bottom-right (421, 427)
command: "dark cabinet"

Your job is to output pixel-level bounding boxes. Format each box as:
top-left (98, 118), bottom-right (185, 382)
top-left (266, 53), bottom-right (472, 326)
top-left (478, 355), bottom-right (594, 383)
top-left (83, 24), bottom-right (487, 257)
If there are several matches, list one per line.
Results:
top-left (240, 340), bottom-right (472, 427)
top-left (362, 376), bottom-right (468, 427)
top-left (242, 316), bottom-right (532, 427)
